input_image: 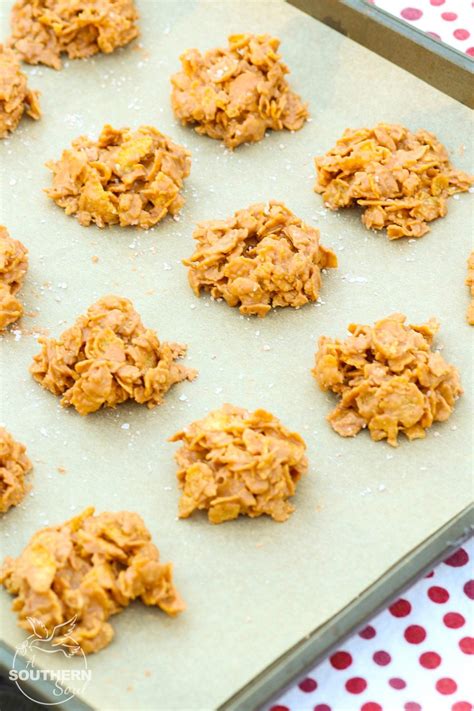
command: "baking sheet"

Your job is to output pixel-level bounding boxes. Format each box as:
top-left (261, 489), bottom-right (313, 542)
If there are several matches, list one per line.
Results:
top-left (0, 1), bottom-right (472, 709)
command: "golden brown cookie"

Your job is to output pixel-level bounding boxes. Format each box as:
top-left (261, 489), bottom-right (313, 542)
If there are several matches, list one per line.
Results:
top-left (9, 0), bottom-right (139, 70)
top-left (30, 295), bottom-right (197, 415)
top-left (0, 226), bottom-right (28, 331)
top-left (312, 313), bottom-right (462, 447)
top-left (170, 404), bottom-right (308, 523)
top-left (0, 428), bottom-right (32, 513)
top-left (184, 201), bottom-right (337, 317)
top-left (171, 34), bottom-right (308, 149)
top-left (0, 44), bottom-right (40, 139)
top-left (0, 507), bottom-right (184, 654)
top-left (466, 252), bottom-right (474, 325)
top-left (314, 124), bottom-right (473, 239)
top-left (45, 124), bottom-right (191, 229)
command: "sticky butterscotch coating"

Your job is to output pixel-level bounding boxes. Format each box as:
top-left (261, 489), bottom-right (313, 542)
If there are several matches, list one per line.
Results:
top-left (0, 226), bottom-right (28, 331)
top-left (0, 428), bottom-right (32, 513)
top-left (45, 125), bottom-right (191, 229)
top-left (314, 124), bottom-right (473, 239)
top-left (0, 44), bottom-right (40, 139)
top-left (0, 507), bottom-right (184, 654)
top-left (30, 295), bottom-right (197, 415)
top-left (170, 404), bottom-right (308, 523)
top-left (9, 0), bottom-right (139, 70)
top-left (171, 34), bottom-right (308, 149)
top-left (312, 313), bottom-right (463, 447)
top-left (184, 201), bottom-right (337, 317)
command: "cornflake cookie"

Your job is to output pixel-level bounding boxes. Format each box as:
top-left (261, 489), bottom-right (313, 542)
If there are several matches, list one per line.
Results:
top-left (0, 226), bottom-right (29, 331)
top-left (170, 404), bottom-right (308, 523)
top-left (312, 313), bottom-right (462, 447)
top-left (30, 295), bottom-right (197, 415)
top-left (0, 507), bottom-right (184, 654)
top-left (0, 428), bottom-right (32, 513)
top-left (184, 201), bottom-right (337, 317)
top-left (314, 124), bottom-right (473, 239)
top-left (171, 34), bottom-right (308, 149)
top-left (466, 252), bottom-right (474, 325)
top-left (0, 44), bottom-right (40, 139)
top-left (9, 0), bottom-right (139, 70)
top-left (45, 125), bottom-right (191, 229)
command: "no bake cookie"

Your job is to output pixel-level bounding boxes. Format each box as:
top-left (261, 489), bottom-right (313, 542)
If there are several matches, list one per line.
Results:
top-left (0, 507), bottom-right (184, 653)
top-left (312, 313), bottom-right (462, 446)
top-left (0, 226), bottom-right (29, 331)
top-left (30, 295), bottom-right (197, 415)
top-left (170, 404), bottom-right (308, 523)
top-left (9, 0), bottom-right (139, 70)
top-left (314, 124), bottom-right (473, 239)
top-left (45, 124), bottom-right (191, 229)
top-left (0, 428), bottom-right (32, 513)
top-left (184, 201), bottom-right (337, 317)
top-left (171, 33), bottom-right (308, 149)
top-left (0, 44), bottom-right (40, 139)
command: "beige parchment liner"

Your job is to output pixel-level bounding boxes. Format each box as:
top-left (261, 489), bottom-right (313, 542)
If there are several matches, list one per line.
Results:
top-left (0, 1), bottom-right (472, 709)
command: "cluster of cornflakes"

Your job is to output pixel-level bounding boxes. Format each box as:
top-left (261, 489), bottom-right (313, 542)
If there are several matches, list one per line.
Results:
top-left (170, 404), bottom-right (308, 523)
top-left (171, 34), bottom-right (308, 149)
top-left (314, 123), bottom-right (473, 239)
top-left (0, 226), bottom-right (29, 331)
top-left (30, 295), bottom-right (197, 415)
top-left (9, 0), bottom-right (139, 70)
top-left (184, 201), bottom-right (337, 317)
top-left (45, 125), bottom-right (191, 229)
top-left (0, 507), bottom-right (184, 653)
top-left (0, 44), bottom-right (40, 139)
top-left (0, 428), bottom-right (32, 514)
top-left (312, 313), bottom-right (463, 446)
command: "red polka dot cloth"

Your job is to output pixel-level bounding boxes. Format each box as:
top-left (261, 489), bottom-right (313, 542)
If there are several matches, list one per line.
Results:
top-left (267, 538), bottom-right (473, 711)
top-left (370, 0), bottom-right (474, 56)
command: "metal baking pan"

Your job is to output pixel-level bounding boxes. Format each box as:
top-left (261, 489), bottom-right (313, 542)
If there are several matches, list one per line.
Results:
top-left (0, 1), bottom-right (472, 709)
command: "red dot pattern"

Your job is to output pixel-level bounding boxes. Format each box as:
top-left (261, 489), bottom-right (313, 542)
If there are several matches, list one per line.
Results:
top-left (265, 535), bottom-right (473, 710)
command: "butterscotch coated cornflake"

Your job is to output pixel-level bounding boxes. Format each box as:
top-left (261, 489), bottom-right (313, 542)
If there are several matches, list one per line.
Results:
top-left (313, 314), bottom-right (462, 447)
top-left (314, 124), bottom-right (473, 239)
top-left (171, 34), bottom-right (308, 149)
top-left (0, 507), bottom-right (184, 654)
top-left (9, 0), bottom-right (139, 70)
top-left (184, 201), bottom-right (337, 317)
top-left (466, 252), bottom-right (474, 325)
top-left (0, 428), bottom-right (32, 513)
top-left (45, 125), bottom-right (191, 229)
top-left (0, 226), bottom-right (29, 331)
top-left (0, 44), bottom-right (40, 139)
top-left (30, 295), bottom-right (197, 415)
top-left (170, 404), bottom-right (308, 523)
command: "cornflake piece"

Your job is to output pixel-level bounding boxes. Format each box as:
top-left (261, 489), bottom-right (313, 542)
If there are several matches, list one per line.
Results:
top-left (314, 124), bottom-right (473, 239)
top-left (30, 295), bottom-right (197, 415)
top-left (45, 125), bottom-right (191, 229)
top-left (0, 225), bottom-right (28, 331)
top-left (0, 428), bottom-right (32, 513)
top-left (0, 507), bottom-right (184, 653)
top-left (312, 313), bottom-right (462, 447)
top-left (170, 404), bottom-right (308, 523)
top-left (466, 252), bottom-right (474, 325)
top-left (9, 0), bottom-right (139, 70)
top-left (171, 34), bottom-right (308, 149)
top-left (0, 44), bottom-right (40, 138)
top-left (184, 201), bottom-right (337, 317)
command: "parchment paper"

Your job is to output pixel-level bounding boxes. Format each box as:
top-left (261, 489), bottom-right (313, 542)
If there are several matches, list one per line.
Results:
top-left (0, 1), bottom-right (472, 709)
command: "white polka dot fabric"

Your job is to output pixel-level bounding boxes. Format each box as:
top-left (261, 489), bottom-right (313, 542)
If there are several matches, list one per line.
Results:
top-left (371, 0), bottom-right (474, 56)
top-left (267, 538), bottom-right (473, 711)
